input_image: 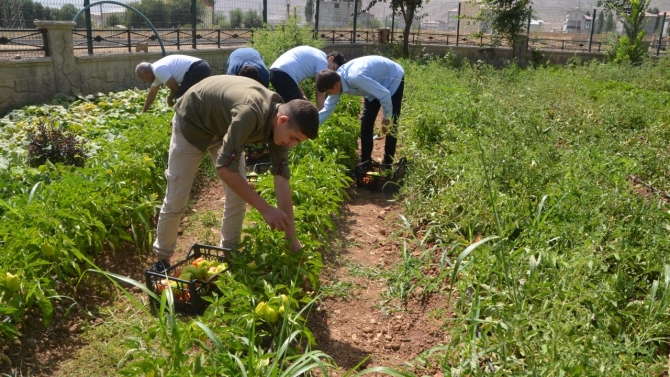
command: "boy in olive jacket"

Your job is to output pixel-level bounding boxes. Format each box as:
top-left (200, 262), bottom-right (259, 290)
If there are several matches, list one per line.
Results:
top-left (151, 75), bottom-right (319, 272)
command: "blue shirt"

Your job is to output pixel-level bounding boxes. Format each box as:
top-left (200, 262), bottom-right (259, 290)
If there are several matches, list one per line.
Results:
top-left (226, 47), bottom-right (270, 88)
top-left (270, 46), bottom-right (328, 85)
top-left (319, 56), bottom-right (404, 125)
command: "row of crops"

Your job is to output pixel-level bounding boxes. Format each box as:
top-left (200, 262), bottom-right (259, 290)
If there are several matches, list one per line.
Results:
top-left (0, 80), bottom-right (376, 374)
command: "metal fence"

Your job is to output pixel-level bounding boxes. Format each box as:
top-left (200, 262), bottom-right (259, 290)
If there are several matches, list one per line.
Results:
top-left (1, 0), bottom-right (668, 58)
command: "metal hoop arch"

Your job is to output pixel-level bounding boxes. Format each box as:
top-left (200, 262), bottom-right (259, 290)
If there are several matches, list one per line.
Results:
top-left (73, 0), bottom-right (166, 56)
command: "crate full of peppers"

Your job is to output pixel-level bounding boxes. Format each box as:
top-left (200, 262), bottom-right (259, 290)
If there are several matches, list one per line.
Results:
top-left (145, 244), bottom-right (230, 315)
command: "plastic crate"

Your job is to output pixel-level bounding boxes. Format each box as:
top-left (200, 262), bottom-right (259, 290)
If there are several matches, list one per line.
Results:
top-left (354, 157), bottom-right (408, 193)
top-left (145, 244), bottom-right (231, 315)
top-left (244, 144), bottom-right (270, 165)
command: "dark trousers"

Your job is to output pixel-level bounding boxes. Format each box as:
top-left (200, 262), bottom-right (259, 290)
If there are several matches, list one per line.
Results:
top-left (269, 68), bottom-right (302, 103)
top-left (360, 76), bottom-right (404, 165)
top-left (176, 60), bottom-right (211, 98)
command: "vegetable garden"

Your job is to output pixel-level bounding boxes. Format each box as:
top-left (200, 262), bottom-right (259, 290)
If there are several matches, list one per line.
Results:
top-left (2, 41), bottom-right (670, 375)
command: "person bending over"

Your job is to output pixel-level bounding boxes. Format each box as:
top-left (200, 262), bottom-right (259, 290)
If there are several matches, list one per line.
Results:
top-left (151, 75), bottom-right (319, 272)
top-left (269, 46), bottom-right (345, 110)
top-left (135, 54), bottom-right (211, 112)
top-left (316, 55), bottom-right (404, 166)
top-left (226, 47), bottom-right (270, 88)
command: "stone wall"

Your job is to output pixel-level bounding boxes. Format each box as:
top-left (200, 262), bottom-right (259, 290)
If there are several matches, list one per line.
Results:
top-left (0, 22), bottom-right (607, 116)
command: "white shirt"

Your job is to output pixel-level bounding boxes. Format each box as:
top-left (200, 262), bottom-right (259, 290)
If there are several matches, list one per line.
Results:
top-left (270, 46), bottom-right (328, 85)
top-left (151, 55), bottom-right (201, 87)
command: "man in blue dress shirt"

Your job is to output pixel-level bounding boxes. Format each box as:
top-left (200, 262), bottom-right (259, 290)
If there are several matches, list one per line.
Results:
top-left (316, 56), bottom-right (404, 166)
top-left (269, 46), bottom-right (346, 109)
top-left (226, 47), bottom-right (270, 88)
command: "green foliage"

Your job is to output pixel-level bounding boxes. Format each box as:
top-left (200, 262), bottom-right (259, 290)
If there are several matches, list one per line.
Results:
top-left (364, 0), bottom-right (426, 56)
top-left (396, 58), bottom-right (670, 375)
top-left (229, 8), bottom-right (243, 28)
top-left (243, 9), bottom-right (263, 28)
top-left (106, 14), bottom-right (122, 28)
top-left (125, 0), bottom-right (205, 28)
top-left (3, 1), bottom-right (87, 28)
top-left (250, 15), bottom-right (325, 67)
top-left (0, 88), bottom-right (171, 339)
top-left (304, 0), bottom-right (313, 24)
top-left (606, 0), bottom-right (650, 65)
top-left (605, 11), bottom-right (617, 32)
top-left (596, 10), bottom-right (609, 32)
top-left (475, 0), bottom-right (533, 50)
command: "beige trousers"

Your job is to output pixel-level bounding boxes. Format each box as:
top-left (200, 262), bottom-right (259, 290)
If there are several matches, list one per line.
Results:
top-left (153, 114), bottom-right (247, 260)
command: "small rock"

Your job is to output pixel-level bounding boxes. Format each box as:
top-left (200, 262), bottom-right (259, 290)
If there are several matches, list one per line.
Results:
top-left (177, 227), bottom-right (184, 235)
top-left (379, 228), bottom-right (387, 236)
top-left (390, 343), bottom-right (400, 351)
top-left (369, 318), bottom-right (377, 324)
top-left (384, 334), bottom-right (392, 341)
top-left (362, 327), bottom-right (373, 334)
top-left (14, 54), bottom-right (21, 60)
top-left (24, 338), bottom-right (36, 351)
top-left (0, 354), bottom-right (11, 369)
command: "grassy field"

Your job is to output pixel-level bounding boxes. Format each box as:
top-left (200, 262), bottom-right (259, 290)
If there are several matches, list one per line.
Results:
top-left (391, 55), bottom-right (670, 375)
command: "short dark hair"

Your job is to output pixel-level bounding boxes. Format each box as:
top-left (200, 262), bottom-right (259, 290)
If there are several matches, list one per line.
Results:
top-left (327, 51), bottom-right (346, 68)
top-left (280, 99), bottom-right (319, 140)
top-left (315, 69), bottom-right (341, 93)
top-left (238, 65), bottom-right (261, 84)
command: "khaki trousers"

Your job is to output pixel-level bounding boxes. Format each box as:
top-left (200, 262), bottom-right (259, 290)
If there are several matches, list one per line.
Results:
top-left (153, 114), bottom-right (247, 260)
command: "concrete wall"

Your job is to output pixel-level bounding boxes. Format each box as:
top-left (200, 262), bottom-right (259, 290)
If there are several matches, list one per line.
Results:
top-left (0, 21), bottom-right (606, 116)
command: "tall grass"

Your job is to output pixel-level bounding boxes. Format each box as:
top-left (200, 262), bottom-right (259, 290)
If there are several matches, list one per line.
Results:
top-left (395, 56), bottom-right (670, 375)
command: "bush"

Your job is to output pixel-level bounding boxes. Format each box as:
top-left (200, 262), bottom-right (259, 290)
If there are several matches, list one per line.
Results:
top-left (27, 122), bottom-right (86, 167)
top-left (250, 15), bottom-right (324, 66)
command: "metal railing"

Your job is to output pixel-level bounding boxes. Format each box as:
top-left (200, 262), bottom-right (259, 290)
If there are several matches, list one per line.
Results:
top-left (71, 28), bottom-right (254, 55)
top-left (1, 27), bottom-right (667, 59)
top-left (0, 29), bottom-right (48, 59)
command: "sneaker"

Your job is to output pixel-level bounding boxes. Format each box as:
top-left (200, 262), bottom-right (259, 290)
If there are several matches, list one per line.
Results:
top-left (152, 259), bottom-right (171, 273)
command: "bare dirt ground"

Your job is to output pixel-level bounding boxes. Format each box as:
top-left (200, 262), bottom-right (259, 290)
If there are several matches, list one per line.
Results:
top-left (3, 129), bottom-right (450, 376)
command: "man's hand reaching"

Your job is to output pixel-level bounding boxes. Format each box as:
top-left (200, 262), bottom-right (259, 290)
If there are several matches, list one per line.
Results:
top-left (260, 207), bottom-right (290, 232)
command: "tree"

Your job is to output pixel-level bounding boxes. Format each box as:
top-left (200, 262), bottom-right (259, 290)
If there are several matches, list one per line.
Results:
top-left (229, 8), bottom-right (243, 28)
top-left (475, 0), bottom-right (533, 63)
top-left (605, 0), bottom-right (650, 64)
top-left (106, 14), bottom-right (121, 27)
top-left (58, 4), bottom-right (85, 27)
top-left (596, 9), bottom-right (605, 33)
top-left (605, 11), bottom-right (616, 32)
top-left (364, 0), bottom-right (427, 56)
top-left (647, 6), bottom-right (658, 14)
top-left (125, 0), bottom-right (203, 28)
top-left (243, 9), bottom-right (262, 28)
top-left (213, 12), bottom-right (227, 27)
top-left (304, 0), bottom-right (313, 24)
